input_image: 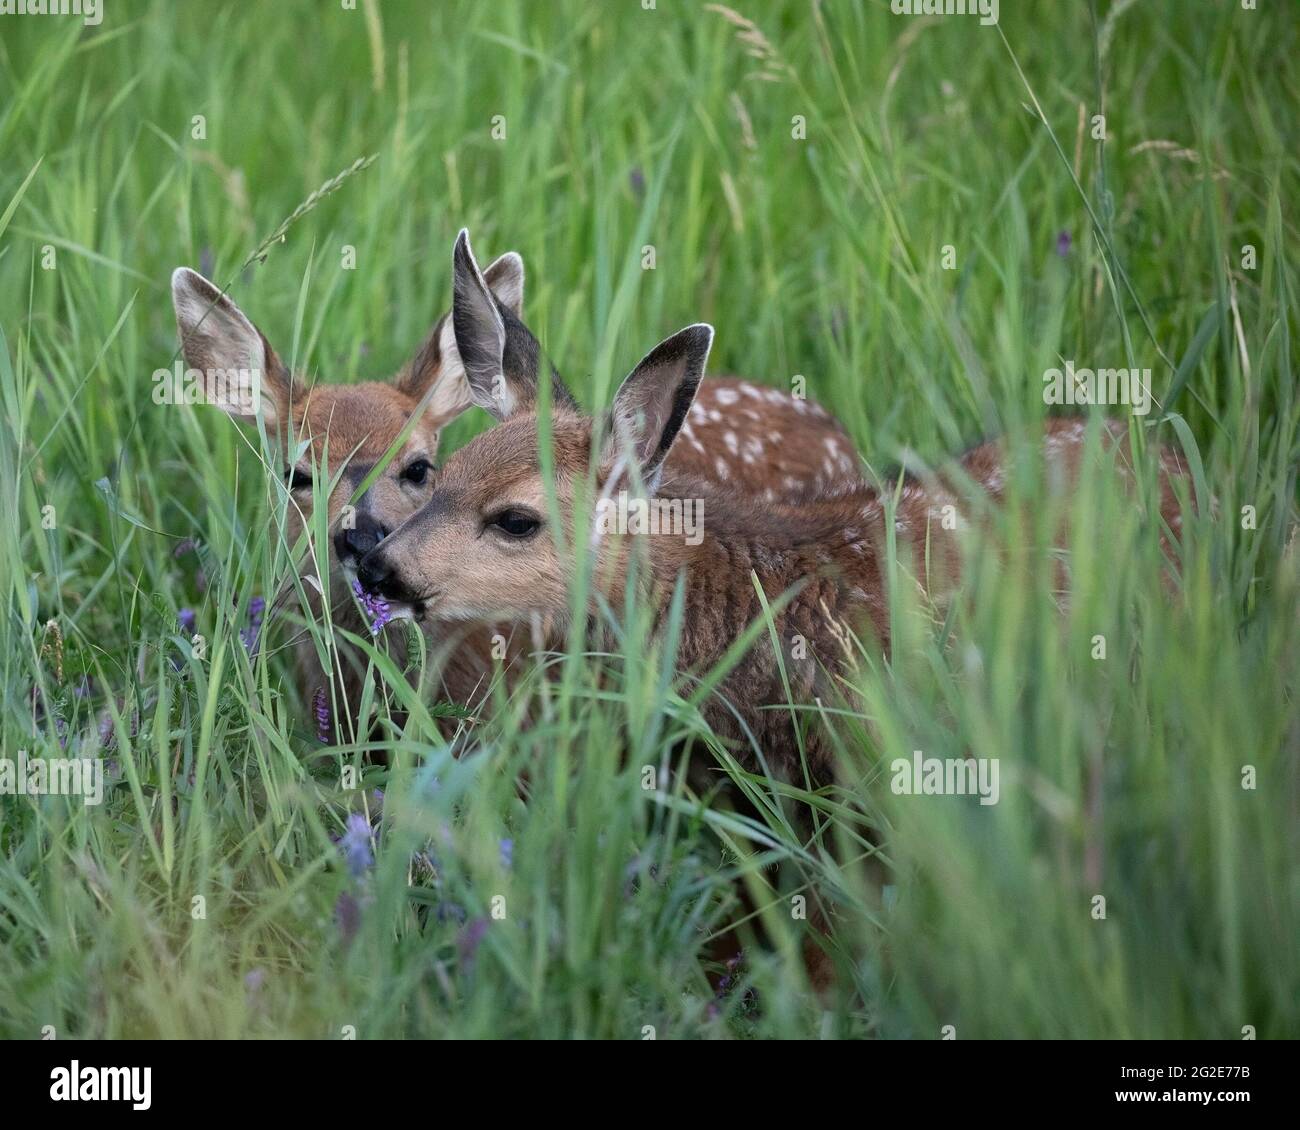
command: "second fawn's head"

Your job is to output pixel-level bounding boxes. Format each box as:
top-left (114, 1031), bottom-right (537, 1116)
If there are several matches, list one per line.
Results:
top-left (358, 230), bottom-right (713, 623)
top-left (169, 250), bottom-right (525, 582)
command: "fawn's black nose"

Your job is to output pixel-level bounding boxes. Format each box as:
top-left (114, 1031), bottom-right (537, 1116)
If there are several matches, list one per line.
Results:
top-left (334, 513), bottom-right (389, 564)
top-left (356, 549), bottom-right (414, 605)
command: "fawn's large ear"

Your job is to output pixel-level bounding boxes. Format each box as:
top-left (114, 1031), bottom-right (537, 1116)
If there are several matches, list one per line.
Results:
top-left (399, 250), bottom-right (525, 424)
top-left (449, 230), bottom-right (579, 421)
top-left (605, 324), bottom-right (713, 487)
top-left (171, 268), bottom-right (292, 424)
top-left (450, 229), bottom-right (515, 420)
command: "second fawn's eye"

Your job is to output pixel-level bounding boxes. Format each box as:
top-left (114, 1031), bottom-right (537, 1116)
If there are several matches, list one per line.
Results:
top-left (400, 458), bottom-right (432, 486)
top-left (489, 508), bottom-right (541, 539)
top-left (287, 467), bottom-right (312, 491)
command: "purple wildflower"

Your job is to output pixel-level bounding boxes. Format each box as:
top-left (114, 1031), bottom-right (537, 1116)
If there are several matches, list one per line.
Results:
top-left (456, 916), bottom-right (490, 972)
top-left (178, 608), bottom-right (196, 634)
top-left (244, 968), bottom-right (265, 993)
top-left (239, 596), bottom-right (266, 653)
top-left (313, 686), bottom-right (332, 744)
top-left (335, 890), bottom-right (362, 948)
top-left (629, 167), bottom-right (645, 198)
top-left (499, 838), bottom-right (514, 870)
top-left (716, 950), bottom-right (745, 1000)
top-left (173, 537), bottom-right (196, 559)
top-left (1055, 230), bottom-right (1072, 257)
top-left (352, 578), bottom-right (392, 635)
top-left (339, 812), bottom-right (374, 878)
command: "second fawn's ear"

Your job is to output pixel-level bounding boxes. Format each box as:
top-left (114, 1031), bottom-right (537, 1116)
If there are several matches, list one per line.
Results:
top-left (605, 324), bottom-right (713, 487)
top-left (482, 251), bottom-right (524, 316)
top-left (171, 268), bottom-right (293, 424)
top-left (399, 250), bottom-right (525, 424)
top-left (451, 228), bottom-right (515, 420)
top-left (451, 230), bottom-right (581, 422)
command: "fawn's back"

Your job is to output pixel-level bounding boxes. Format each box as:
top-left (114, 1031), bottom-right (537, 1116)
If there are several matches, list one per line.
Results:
top-left (655, 416), bottom-right (1191, 780)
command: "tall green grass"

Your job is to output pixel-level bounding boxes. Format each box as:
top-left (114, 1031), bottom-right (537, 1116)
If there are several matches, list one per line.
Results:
top-left (0, 0), bottom-right (1295, 1038)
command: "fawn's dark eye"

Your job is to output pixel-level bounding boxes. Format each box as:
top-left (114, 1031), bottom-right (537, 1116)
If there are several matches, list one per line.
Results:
top-left (488, 508), bottom-right (541, 539)
top-left (287, 467), bottom-right (312, 491)
top-left (400, 458), bottom-right (433, 486)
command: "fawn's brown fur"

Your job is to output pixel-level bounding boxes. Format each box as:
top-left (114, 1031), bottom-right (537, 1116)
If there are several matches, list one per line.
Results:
top-left (359, 313), bottom-right (1195, 785)
top-left (171, 244), bottom-right (856, 737)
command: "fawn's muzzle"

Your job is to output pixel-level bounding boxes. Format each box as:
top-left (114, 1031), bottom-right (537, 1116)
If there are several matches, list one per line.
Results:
top-left (356, 548), bottom-right (419, 606)
top-left (334, 513), bottom-right (390, 565)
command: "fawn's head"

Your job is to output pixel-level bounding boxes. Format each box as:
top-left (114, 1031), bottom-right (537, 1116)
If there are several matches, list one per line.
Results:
top-left (358, 231), bottom-right (713, 623)
top-left (170, 251), bottom-right (524, 580)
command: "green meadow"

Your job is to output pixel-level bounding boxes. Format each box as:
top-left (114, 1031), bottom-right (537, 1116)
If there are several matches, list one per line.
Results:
top-left (0, 0), bottom-right (1296, 1039)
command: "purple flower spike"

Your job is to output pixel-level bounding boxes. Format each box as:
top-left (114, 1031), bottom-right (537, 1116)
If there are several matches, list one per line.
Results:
top-left (456, 916), bottom-right (490, 971)
top-left (1055, 230), bottom-right (1072, 257)
top-left (352, 578), bottom-right (392, 635)
top-left (499, 838), bottom-right (514, 870)
top-left (335, 890), bottom-right (362, 948)
top-left (238, 595), bottom-right (267, 654)
top-left (340, 812), bottom-right (374, 878)
top-left (313, 686), bottom-right (332, 744)
top-left (178, 608), bottom-right (196, 634)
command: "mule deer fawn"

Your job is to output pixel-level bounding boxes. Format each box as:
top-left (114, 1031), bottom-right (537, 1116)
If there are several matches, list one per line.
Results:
top-left (171, 243), bottom-right (858, 739)
top-left (171, 253), bottom-right (529, 740)
top-left (357, 305), bottom-right (1194, 783)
